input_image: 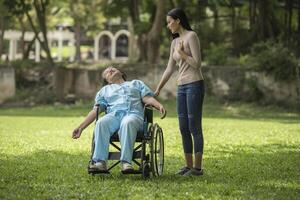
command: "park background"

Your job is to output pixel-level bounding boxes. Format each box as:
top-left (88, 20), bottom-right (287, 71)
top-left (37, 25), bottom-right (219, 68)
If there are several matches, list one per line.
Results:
top-left (0, 0), bottom-right (299, 199)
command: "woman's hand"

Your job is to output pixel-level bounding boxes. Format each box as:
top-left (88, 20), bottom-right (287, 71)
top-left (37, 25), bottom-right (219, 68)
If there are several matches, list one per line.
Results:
top-left (154, 89), bottom-right (160, 97)
top-left (176, 41), bottom-right (184, 54)
top-left (176, 40), bottom-right (187, 60)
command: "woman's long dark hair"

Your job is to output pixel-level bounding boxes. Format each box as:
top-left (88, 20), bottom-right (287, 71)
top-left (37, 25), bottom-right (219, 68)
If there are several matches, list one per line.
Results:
top-left (167, 8), bottom-right (193, 39)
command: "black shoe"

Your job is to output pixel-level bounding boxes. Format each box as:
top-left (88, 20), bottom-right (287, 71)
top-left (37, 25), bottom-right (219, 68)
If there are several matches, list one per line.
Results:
top-left (175, 166), bottom-right (191, 175)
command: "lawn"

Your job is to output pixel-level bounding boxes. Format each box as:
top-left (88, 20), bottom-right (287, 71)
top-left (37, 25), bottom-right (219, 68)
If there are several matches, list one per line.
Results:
top-left (0, 99), bottom-right (299, 199)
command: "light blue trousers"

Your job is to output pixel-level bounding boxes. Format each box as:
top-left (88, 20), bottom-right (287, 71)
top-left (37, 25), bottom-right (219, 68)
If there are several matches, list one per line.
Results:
top-left (92, 113), bottom-right (143, 164)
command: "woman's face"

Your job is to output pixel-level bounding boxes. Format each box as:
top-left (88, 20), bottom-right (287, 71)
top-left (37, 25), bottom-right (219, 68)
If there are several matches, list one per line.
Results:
top-left (166, 15), bottom-right (180, 34)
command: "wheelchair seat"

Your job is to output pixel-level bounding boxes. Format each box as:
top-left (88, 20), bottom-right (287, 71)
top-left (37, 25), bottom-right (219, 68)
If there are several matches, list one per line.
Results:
top-left (110, 131), bottom-right (144, 142)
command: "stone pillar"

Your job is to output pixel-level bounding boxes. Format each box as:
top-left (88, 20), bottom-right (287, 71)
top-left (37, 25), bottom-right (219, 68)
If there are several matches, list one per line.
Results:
top-left (94, 37), bottom-right (99, 61)
top-left (58, 28), bottom-right (63, 62)
top-left (68, 40), bottom-right (75, 62)
top-left (9, 40), bottom-right (15, 61)
top-left (0, 68), bottom-right (15, 104)
top-left (35, 40), bottom-right (40, 62)
top-left (13, 40), bottom-right (17, 59)
top-left (111, 38), bottom-right (116, 60)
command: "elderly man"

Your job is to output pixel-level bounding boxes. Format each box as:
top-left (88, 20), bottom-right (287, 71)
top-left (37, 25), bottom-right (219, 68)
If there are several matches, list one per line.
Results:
top-left (72, 66), bottom-right (166, 172)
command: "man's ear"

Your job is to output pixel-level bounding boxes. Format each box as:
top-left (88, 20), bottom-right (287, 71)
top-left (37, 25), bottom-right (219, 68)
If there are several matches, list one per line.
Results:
top-left (176, 18), bottom-right (180, 25)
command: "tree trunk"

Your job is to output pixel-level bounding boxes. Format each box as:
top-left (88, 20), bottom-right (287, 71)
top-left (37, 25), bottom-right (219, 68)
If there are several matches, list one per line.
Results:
top-left (137, 34), bottom-right (147, 61)
top-left (17, 16), bottom-right (26, 59)
top-left (70, 1), bottom-right (82, 62)
top-left (256, 0), bottom-right (279, 40)
top-left (33, 0), bottom-right (53, 65)
top-left (129, 0), bottom-right (139, 23)
top-left (249, 0), bottom-right (255, 30)
top-left (128, 0), bottom-right (164, 63)
top-left (146, 0), bottom-right (165, 64)
top-left (24, 35), bottom-right (37, 59)
top-left (0, 13), bottom-right (5, 58)
top-left (231, 5), bottom-right (236, 32)
top-left (212, 6), bottom-right (219, 31)
top-left (127, 16), bottom-right (138, 61)
top-left (74, 21), bottom-right (81, 62)
top-left (298, 0), bottom-right (300, 32)
top-left (287, 0), bottom-right (293, 39)
top-left (21, 0), bottom-right (53, 64)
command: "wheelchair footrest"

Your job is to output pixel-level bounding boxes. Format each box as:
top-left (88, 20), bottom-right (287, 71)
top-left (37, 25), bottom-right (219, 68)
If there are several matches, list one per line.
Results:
top-left (88, 168), bottom-right (110, 174)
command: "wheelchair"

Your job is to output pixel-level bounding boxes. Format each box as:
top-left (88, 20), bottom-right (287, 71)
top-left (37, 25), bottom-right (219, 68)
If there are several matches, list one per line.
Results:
top-left (88, 105), bottom-right (164, 179)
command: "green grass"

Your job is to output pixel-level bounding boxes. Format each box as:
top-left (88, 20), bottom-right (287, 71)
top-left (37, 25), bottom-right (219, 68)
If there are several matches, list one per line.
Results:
top-left (50, 45), bottom-right (91, 58)
top-left (0, 99), bottom-right (299, 199)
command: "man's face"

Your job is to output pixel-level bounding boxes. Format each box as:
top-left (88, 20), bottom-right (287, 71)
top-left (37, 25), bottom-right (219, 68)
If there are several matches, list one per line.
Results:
top-left (102, 67), bottom-right (122, 83)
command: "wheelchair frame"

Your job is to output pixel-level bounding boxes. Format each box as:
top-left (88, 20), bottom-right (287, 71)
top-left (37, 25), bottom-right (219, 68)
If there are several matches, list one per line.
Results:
top-left (88, 105), bottom-right (164, 179)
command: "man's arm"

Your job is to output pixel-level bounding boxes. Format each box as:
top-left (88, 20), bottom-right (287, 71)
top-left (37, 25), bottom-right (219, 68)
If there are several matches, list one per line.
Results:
top-left (142, 96), bottom-right (167, 119)
top-left (72, 108), bottom-right (98, 139)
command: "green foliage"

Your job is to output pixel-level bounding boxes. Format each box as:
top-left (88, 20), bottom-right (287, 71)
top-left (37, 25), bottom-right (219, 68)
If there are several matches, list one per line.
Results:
top-left (247, 41), bottom-right (300, 81)
top-left (205, 43), bottom-right (230, 65)
top-left (8, 59), bottom-right (53, 69)
top-left (0, 100), bottom-right (299, 199)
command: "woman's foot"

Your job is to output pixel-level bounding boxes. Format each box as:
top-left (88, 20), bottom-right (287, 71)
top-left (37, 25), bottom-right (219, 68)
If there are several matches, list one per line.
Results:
top-left (175, 166), bottom-right (191, 175)
top-left (183, 168), bottom-right (203, 176)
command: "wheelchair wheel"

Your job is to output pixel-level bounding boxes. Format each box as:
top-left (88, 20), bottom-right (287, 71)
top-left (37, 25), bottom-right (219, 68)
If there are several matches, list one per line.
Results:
top-left (142, 161), bottom-right (150, 179)
top-left (150, 123), bottom-right (164, 176)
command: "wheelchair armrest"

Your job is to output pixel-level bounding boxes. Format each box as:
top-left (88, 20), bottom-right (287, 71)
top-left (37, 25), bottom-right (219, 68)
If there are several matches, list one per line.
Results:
top-left (143, 105), bottom-right (153, 124)
top-left (94, 104), bottom-right (105, 122)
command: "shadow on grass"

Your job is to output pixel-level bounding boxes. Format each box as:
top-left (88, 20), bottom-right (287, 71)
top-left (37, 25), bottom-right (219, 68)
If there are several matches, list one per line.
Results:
top-left (0, 143), bottom-right (299, 199)
top-left (0, 99), bottom-right (299, 123)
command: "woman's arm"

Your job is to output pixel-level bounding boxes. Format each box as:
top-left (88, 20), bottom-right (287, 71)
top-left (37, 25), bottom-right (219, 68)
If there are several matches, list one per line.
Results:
top-left (142, 96), bottom-right (167, 119)
top-left (155, 40), bottom-right (177, 96)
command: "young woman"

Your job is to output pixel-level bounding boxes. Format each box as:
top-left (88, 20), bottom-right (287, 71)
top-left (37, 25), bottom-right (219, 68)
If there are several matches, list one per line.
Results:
top-left (155, 8), bottom-right (205, 176)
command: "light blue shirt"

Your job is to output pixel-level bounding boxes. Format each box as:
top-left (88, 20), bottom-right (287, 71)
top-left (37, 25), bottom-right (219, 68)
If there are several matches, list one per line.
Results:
top-left (94, 80), bottom-right (154, 119)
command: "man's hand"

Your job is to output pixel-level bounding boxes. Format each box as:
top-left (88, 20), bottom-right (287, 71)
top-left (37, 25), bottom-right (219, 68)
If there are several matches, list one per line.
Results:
top-left (72, 127), bottom-right (83, 139)
top-left (142, 96), bottom-right (167, 119)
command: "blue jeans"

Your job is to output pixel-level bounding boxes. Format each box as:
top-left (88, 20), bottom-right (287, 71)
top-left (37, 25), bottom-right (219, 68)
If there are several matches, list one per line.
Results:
top-left (177, 80), bottom-right (205, 154)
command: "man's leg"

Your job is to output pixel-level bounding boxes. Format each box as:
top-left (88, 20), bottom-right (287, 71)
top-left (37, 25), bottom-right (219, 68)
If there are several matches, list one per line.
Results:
top-left (92, 114), bottom-right (120, 162)
top-left (118, 114), bottom-right (143, 164)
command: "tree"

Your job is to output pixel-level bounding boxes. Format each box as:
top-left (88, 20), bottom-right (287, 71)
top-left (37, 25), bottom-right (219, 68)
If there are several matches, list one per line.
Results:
top-left (3, 0), bottom-right (35, 59)
top-left (0, 0), bottom-right (9, 58)
top-left (16, 0), bottom-right (54, 64)
top-left (137, 0), bottom-right (165, 63)
top-left (69, 0), bottom-right (105, 62)
top-left (101, 0), bottom-right (165, 63)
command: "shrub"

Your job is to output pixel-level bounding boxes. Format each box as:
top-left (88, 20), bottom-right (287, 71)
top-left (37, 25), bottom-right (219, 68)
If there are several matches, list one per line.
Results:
top-left (247, 41), bottom-right (300, 81)
top-left (205, 43), bottom-right (230, 65)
